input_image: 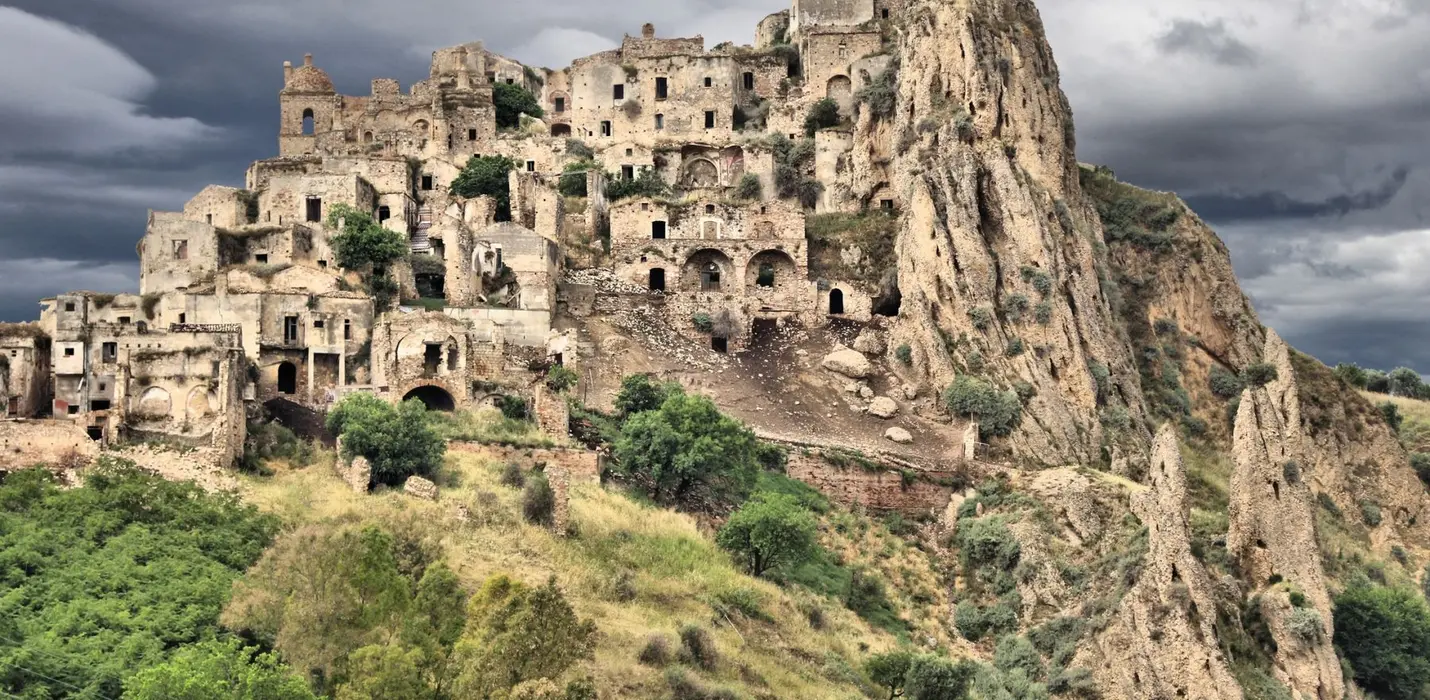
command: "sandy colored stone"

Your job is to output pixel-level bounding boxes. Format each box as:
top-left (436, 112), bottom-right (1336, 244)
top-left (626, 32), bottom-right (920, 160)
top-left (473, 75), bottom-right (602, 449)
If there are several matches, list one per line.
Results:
top-left (822, 346), bottom-right (873, 379)
top-left (868, 397), bottom-right (899, 419)
top-left (884, 426), bottom-right (913, 444)
top-left (404, 475), bottom-right (438, 500)
top-left (852, 330), bottom-right (886, 355)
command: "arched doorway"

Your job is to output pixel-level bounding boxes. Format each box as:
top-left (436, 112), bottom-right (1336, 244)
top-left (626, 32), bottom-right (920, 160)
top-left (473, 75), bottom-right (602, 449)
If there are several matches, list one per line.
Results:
top-left (550, 123), bottom-right (572, 137)
top-left (277, 362), bottom-right (297, 394)
top-left (829, 289), bottom-right (845, 315)
top-left (301, 109), bottom-right (315, 135)
top-left (827, 75), bottom-right (852, 104)
top-left (682, 249), bottom-right (734, 292)
top-left (746, 250), bottom-right (798, 290)
top-left (403, 385), bottom-right (455, 412)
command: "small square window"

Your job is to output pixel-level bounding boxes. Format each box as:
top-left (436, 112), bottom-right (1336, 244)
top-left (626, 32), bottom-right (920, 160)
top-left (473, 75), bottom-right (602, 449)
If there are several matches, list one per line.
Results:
top-left (64, 347), bottom-right (74, 357)
top-left (626, 148), bottom-right (634, 157)
top-left (255, 254), bottom-right (268, 264)
top-left (64, 302), bottom-right (75, 312)
top-left (505, 77), bottom-right (514, 84)
top-left (641, 203), bottom-right (649, 211)
top-left (314, 320), bottom-right (325, 329)
top-left (704, 77), bottom-right (712, 88)
top-left (68, 405), bottom-right (79, 415)
top-left (118, 317), bottom-right (130, 325)
top-left (421, 175), bottom-right (434, 191)
top-left (881, 199), bottom-right (894, 210)
top-left (318, 260), bottom-right (328, 268)
top-left (99, 384), bottom-right (106, 391)
top-left (705, 204), bottom-right (716, 214)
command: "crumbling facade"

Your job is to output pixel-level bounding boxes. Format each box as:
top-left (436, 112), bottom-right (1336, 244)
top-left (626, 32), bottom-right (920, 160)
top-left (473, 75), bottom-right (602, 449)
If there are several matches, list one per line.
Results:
top-left (3, 0), bottom-right (903, 463)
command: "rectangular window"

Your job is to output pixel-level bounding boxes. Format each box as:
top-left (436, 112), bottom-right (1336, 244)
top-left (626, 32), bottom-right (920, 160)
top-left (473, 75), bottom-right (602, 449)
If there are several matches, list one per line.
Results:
top-left (654, 113), bottom-right (664, 129)
top-left (555, 97), bottom-right (565, 112)
top-left (421, 175), bottom-right (434, 191)
top-left (64, 302), bottom-right (75, 312)
top-left (704, 77), bottom-right (712, 87)
top-left (881, 199), bottom-right (894, 210)
top-left (255, 254), bottom-right (268, 264)
top-left (743, 72), bottom-right (754, 90)
top-left (527, 161), bottom-right (536, 172)
top-left (613, 84), bottom-right (624, 100)
top-left (705, 111), bottom-right (716, 129)
top-left (206, 213), bottom-right (213, 224)
top-left (102, 342), bottom-right (117, 362)
top-left (344, 319), bottom-right (352, 340)
top-left (655, 77), bottom-right (668, 99)
top-left (314, 320), bottom-right (325, 329)
top-left (284, 316), bottom-right (299, 343)
top-left (318, 260), bottom-right (328, 268)
top-left (621, 165), bottom-right (634, 181)
top-left (305, 196), bottom-right (322, 222)
top-left (117, 317), bottom-right (130, 325)
top-left (64, 347), bottom-right (74, 357)
top-left (652, 221), bottom-right (667, 239)
top-left (172, 240), bottom-right (188, 260)
top-left (467, 128), bottom-right (477, 140)
top-left (178, 313), bottom-right (186, 324)
top-left (505, 77), bottom-right (514, 85)
top-left (600, 121), bottom-right (612, 137)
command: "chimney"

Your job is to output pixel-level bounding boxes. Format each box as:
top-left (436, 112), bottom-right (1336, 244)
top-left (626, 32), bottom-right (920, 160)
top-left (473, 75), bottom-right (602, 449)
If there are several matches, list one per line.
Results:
top-left (642, 23), bottom-right (655, 39)
top-left (283, 60), bottom-right (293, 84)
top-left (303, 53), bottom-right (314, 67)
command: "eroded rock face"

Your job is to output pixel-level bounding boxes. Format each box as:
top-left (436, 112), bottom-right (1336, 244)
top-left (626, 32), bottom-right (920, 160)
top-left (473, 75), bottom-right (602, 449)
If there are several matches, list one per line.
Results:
top-left (1077, 426), bottom-right (1241, 700)
top-left (1228, 331), bottom-right (1344, 700)
top-left (854, 0), bottom-right (1151, 466)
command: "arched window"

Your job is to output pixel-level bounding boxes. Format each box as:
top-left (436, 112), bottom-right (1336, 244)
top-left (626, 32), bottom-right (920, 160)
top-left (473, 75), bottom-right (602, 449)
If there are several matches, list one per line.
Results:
top-left (277, 362), bottom-right (297, 394)
top-left (829, 289), bottom-right (845, 315)
top-left (301, 109), bottom-right (315, 136)
top-left (757, 263), bottom-right (775, 287)
top-left (363, 131), bottom-right (374, 143)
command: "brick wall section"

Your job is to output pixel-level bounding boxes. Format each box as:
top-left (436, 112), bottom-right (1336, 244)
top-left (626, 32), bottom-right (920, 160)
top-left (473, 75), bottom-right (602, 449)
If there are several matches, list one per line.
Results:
top-left (785, 450), bottom-right (956, 516)
top-left (532, 385), bottom-right (570, 439)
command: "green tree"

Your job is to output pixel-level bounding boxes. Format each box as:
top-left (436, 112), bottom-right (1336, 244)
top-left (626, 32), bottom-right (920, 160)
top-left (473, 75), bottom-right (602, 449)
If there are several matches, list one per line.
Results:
top-left (0, 462), bottom-right (278, 699)
top-left (904, 655), bottom-right (976, 700)
top-left (1242, 362), bottom-right (1279, 387)
top-left (454, 575), bottom-right (596, 697)
top-left (450, 155), bottom-right (517, 219)
top-left (804, 97), bottom-right (841, 136)
top-left (612, 390), bottom-right (761, 505)
top-left (1335, 362), bottom-right (1369, 389)
top-left (735, 173), bottom-right (763, 200)
top-left (545, 365), bottom-right (578, 393)
top-left (335, 645), bottom-right (429, 700)
top-left (1367, 369), bottom-right (1392, 393)
top-left (327, 394), bottom-right (446, 486)
top-left (943, 376), bottom-right (1023, 438)
top-left (614, 373), bottom-right (679, 417)
top-left (1380, 401), bottom-right (1405, 434)
top-left (864, 649), bottom-right (915, 700)
top-left (328, 204), bottom-right (407, 271)
top-left (1333, 584), bottom-right (1430, 699)
top-left (1390, 367), bottom-right (1425, 398)
top-left (494, 82), bottom-right (544, 128)
top-left (122, 638), bottom-right (317, 700)
top-left (605, 167), bottom-right (669, 201)
top-left (716, 493), bottom-right (818, 577)
top-left (558, 160), bottom-right (593, 197)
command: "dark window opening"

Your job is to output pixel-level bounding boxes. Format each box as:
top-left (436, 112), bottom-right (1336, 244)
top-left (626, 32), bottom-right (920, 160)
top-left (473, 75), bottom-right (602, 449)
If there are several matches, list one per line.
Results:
top-left (742, 72), bottom-right (754, 90)
top-left (67, 405), bottom-right (79, 415)
top-left (313, 320), bottom-right (325, 329)
top-left (102, 342), bottom-right (117, 362)
top-left (649, 268), bottom-right (666, 291)
top-left (881, 199), bottom-right (894, 210)
top-left (527, 160), bottom-right (536, 172)
top-left (378, 205), bottom-right (391, 221)
top-left (711, 337), bottom-right (728, 353)
top-left (655, 77), bottom-right (668, 99)
top-left (423, 343), bottom-right (442, 377)
top-left (90, 400), bottom-right (111, 412)
top-left (178, 313), bottom-right (186, 324)
top-left (64, 347), bottom-right (74, 357)
top-left (318, 260), bottom-right (328, 268)
top-left (555, 96), bottom-right (565, 112)
top-left (882, 8), bottom-right (889, 18)
top-left (705, 204), bottom-right (716, 214)
top-left (277, 362), bottom-right (297, 394)
top-left (344, 319), bottom-right (352, 340)
top-left (613, 84), bottom-right (624, 100)
top-left (486, 71), bottom-right (496, 82)
top-left (505, 77), bottom-right (513, 84)
top-left (403, 385), bottom-right (455, 411)
top-left (206, 213), bottom-right (213, 224)
top-left (704, 77), bottom-right (712, 88)
top-left (468, 128), bottom-right (477, 141)
top-left (64, 302), bottom-right (75, 312)
top-left (301, 108), bottom-right (314, 135)
top-left (600, 121), bottom-right (612, 137)
top-left (655, 114), bottom-right (664, 130)
top-left (757, 263), bottom-right (775, 287)
top-left (86, 426), bottom-right (104, 441)
top-left (421, 175), bottom-right (434, 191)
top-left (305, 196), bottom-right (322, 222)
top-left (829, 289), bottom-right (845, 314)
top-left (284, 316), bottom-right (299, 343)
top-left (702, 264), bottom-right (722, 291)
top-left (704, 111), bottom-right (716, 129)
top-left (652, 221), bottom-right (667, 239)
top-left (622, 165), bottom-right (635, 181)
top-left (255, 254), bottom-right (268, 264)
top-left (117, 316), bottom-right (130, 325)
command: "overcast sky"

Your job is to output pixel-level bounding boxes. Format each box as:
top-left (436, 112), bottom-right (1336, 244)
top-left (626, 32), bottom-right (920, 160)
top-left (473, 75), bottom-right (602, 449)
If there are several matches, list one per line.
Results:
top-left (1, 0), bottom-right (1426, 370)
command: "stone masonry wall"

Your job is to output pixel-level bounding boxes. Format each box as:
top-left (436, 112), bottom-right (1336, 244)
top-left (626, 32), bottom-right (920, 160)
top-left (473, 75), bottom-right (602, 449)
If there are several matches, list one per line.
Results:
top-left (786, 449), bottom-right (955, 515)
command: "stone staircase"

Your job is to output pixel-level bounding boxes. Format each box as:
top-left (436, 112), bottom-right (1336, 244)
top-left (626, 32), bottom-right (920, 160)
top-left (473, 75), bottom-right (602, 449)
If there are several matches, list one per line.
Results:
top-left (410, 203), bottom-right (433, 254)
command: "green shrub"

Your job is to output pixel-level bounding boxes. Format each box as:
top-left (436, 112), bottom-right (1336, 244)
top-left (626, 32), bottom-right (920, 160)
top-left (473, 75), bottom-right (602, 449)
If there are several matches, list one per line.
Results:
top-left (497, 395), bottom-right (529, 420)
top-left (1412, 453), bottom-right (1430, 485)
top-left (1334, 585), bottom-right (1430, 699)
top-left (1381, 401), bottom-right (1405, 433)
top-left (546, 364), bottom-right (579, 393)
top-left (1243, 362), bottom-right (1279, 387)
top-left (1335, 362), bottom-right (1369, 389)
top-left (1361, 500), bottom-right (1383, 527)
top-left (522, 474), bottom-right (556, 527)
top-left (493, 82), bottom-right (543, 128)
top-left (855, 64), bottom-right (898, 119)
top-left (692, 312), bottom-right (714, 333)
top-left (558, 160), bottom-right (592, 196)
top-left (717, 493), bottom-right (818, 577)
top-left (993, 635), bottom-right (1044, 679)
top-left (500, 462), bottom-right (526, 489)
top-left (1034, 301), bottom-right (1052, 326)
top-left (1367, 369), bottom-right (1392, 393)
top-left (864, 649), bottom-right (915, 699)
top-left (123, 638), bottom-right (317, 700)
top-left (969, 306), bottom-right (995, 330)
top-left (1004, 293), bottom-right (1030, 322)
top-left (896, 343), bottom-right (913, 365)
top-left (944, 376), bottom-right (1023, 438)
top-left (1209, 366), bottom-right (1245, 398)
top-left (735, 172), bottom-right (762, 200)
top-left (1005, 338), bottom-right (1026, 357)
top-left (327, 394), bottom-right (446, 487)
top-left (328, 203), bottom-right (407, 271)
top-left (606, 166), bottom-right (670, 201)
top-left (1316, 491), bottom-right (1342, 518)
top-left (1285, 607), bottom-right (1323, 643)
top-left (678, 624), bottom-right (718, 671)
top-left (638, 634), bottom-right (671, 666)
top-left (955, 601), bottom-right (1018, 641)
top-left (450, 155), bottom-right (517, 219)
top-left (904, 655), bottom-right (977, 700)
top-left (804, 98), bottom-right (841, 135)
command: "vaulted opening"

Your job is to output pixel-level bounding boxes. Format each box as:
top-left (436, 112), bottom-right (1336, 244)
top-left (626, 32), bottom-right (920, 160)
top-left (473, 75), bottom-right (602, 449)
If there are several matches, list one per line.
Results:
top-left (829, 289), bottom-right (845, 315)
top-left (404, 385), bottom-right (455, 412)
top-left (652, 221), bottom-right (667, 239)
top-left (301, 108), bottom-right (314, 135)
top-left (277, 362), bottom-right (297, 394)
top-left (649, 268), bottom-right (666, 292)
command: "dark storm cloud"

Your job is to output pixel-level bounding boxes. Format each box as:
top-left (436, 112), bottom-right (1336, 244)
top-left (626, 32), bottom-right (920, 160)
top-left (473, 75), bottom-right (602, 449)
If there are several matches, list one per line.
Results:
top-left (1154, 18), bottom-right (1258, 67)
top-left (1185, 167), bottom-right (1411, 223)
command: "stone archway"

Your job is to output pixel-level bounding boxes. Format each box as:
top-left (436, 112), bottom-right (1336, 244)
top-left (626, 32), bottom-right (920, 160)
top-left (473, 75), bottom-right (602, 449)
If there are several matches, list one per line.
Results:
top-left (403, 385), bottom-right (455, 412)
top-left (829, 289), bottom-right (845, 315)
top-left (682, 249), bottom-right (735, 292)
top-left (683, 158), bottom-right (719, 188)
top-left (277, 362), bottom-right (297, 395)
top-left (746, 250), bottom-right (798, 290)
top-left (550, 123), bottom-right (572, 137)
top-left (827, 75), bottom-right (852, 104)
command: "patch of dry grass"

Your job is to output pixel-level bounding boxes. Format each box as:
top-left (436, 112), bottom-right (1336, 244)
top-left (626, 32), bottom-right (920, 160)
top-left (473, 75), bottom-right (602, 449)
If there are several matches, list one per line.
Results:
top-left (240, 448), bottom-right (893, 698)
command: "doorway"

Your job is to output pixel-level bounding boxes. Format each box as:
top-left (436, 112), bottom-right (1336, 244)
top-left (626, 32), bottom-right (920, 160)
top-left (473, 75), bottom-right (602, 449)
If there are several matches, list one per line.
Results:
top-left (829, 289), bottom-right (845, 315)
top-left (277, 362), bottom-right (297, 394)
top-left (649, 268), bottom-right (666, 292)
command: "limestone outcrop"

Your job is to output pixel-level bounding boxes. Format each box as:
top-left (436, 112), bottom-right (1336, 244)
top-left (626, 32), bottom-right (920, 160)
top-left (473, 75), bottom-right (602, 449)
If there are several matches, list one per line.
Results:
top-left (1076, 426), bottom-right (1241, 700)
top-left (1227, 331), bottom-right (1344, 700)
top-left (854, 0), bottom-right (1151, 466)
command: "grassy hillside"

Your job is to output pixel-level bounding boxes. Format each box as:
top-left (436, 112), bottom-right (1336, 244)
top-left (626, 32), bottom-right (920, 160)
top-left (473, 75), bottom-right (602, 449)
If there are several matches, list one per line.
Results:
top-left (239, 449), bottom-right (948, 698)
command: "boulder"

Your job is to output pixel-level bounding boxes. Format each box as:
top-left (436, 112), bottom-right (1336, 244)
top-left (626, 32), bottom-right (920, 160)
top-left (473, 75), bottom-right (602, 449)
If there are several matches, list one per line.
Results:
top-left (868, 397), bottom-right (899, 419)
top-left (822, 346), bottom-right (873, 378)
top-left (858, 386), bottom-right (875, 399)
top-left (902, 384), bottom-right (918, 400)
top-left (344, 456), bottom-right (372, 494)
top-left (852, 330), bottom-right (886, 355)
top-left (404, 475), bottom-right (438, 500)
top-left (885, 427), bottom-right (913, 444)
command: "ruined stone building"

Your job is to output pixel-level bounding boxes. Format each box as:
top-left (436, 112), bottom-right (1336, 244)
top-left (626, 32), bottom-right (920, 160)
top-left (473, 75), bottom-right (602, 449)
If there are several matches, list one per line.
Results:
top-left (1, 0), bottom-right (905, 466)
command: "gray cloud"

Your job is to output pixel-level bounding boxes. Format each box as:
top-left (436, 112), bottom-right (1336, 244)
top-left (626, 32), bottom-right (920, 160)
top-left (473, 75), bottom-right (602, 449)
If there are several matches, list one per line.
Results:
top-left (1155, 18), bottom-right (1259, 66)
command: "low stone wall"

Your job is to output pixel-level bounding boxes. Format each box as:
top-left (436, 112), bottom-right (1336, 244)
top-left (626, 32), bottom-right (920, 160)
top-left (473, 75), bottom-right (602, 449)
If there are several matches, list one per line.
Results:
top-left (785, 450), bottom-right (958, 516)
top-left (106, 444), bottom-right (239, 492)
top-left (0, 419), bottom-right (98, 471)
top-left (448, 442), bottom-right (601, 484)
